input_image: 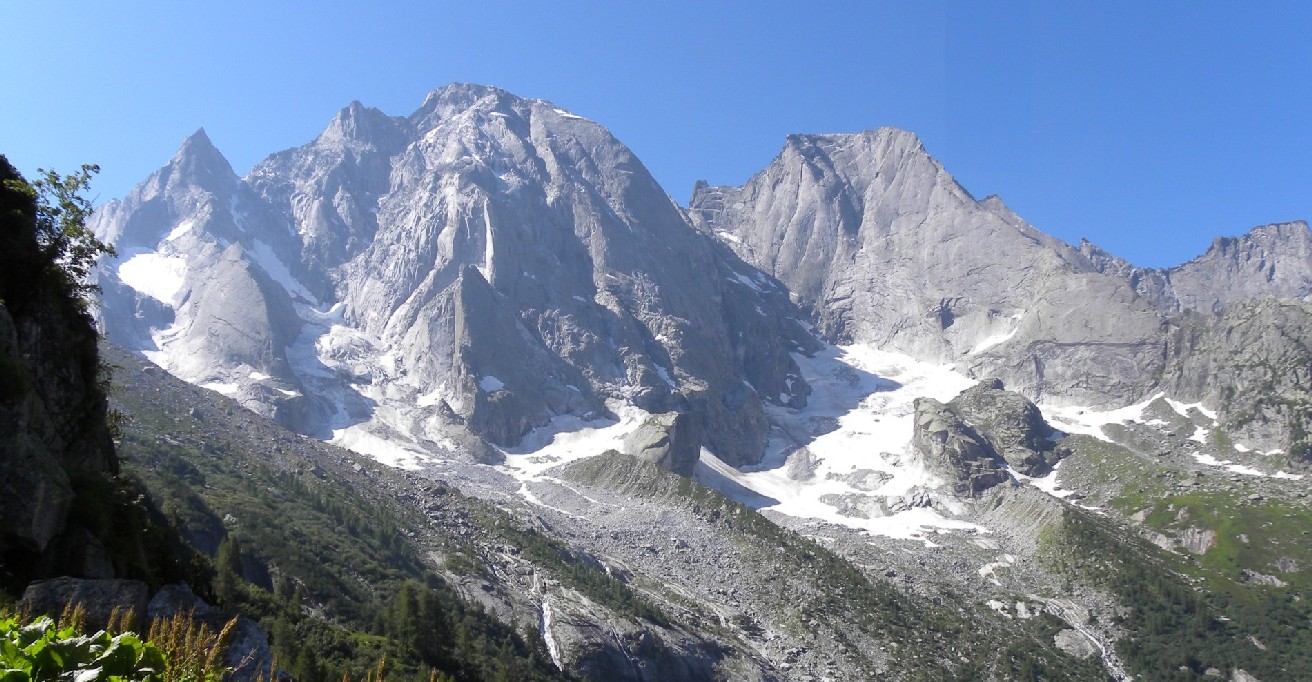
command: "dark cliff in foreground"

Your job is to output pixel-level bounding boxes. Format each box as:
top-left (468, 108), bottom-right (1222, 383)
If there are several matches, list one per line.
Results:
top-left (0, 155), bottom-right (138, 592)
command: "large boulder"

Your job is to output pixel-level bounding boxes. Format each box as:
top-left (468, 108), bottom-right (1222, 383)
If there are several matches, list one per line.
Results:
top-left (949, 379), bottom-right (1068, 476)
top-left (622, 412), bottom-right (701, 477)
top-left (910, 398), bottom-right (1009, 497)
top-left (20, 577), bottom-right (148, 632)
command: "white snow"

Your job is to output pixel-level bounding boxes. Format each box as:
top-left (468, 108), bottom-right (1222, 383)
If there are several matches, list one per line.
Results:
top-left (248, 371), bottom-right (272, 381)
top-left (1225, 464), bottom-right (1267, 477)
top-left (1274, 471), bottom-right (1305, 480)
top-left (691, 345), bottom-right (987, 543)
top-left (653, 363), bottom-right (678, 389)
top-left (200, 381), bottom-right (240, 397)
top-left (499, 403), bottom-right (651, 481)
top-left (1233, 443), bottom-right (1252, 453)
top-left (716, 230), bottom-right (742, 244)
top-left (165, 219), bottom-right (195, 241)
top-left (478, 375), bottom-right (505, 392)
top-left (1014, 461), bottom-right (1075, 499)
top-left (1189, 426), bottom-right (1211, 443)
top-left (1165, 398), bottom-right (1218, 420)
top-left (1041, 393), bottom-right (1163, 442)
top-left (250, 240), bottom-right (317, 303)
top-left (330, 425), bottom-right (430, 470)
top-left (729, 272), bottom-right (763, 292)
top-left (118, 251), bottom-right (187, 305)
top-left (552, 108), bottom-right (585, 121)
top-left (1191, 452), bottom-right (1294, 478)
top-left (969, 328), bottom-right (1019, 355)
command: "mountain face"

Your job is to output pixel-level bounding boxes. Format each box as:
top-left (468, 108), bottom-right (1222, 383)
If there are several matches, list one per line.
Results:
top-left (93, 85), bottom-right (815, 468)
top-left (78, 85), bottom-right (1312, 680)
top-left (1081, 221), bottom-right (1312, 314)
top-left (688, 129), bottom-right (1169, 407)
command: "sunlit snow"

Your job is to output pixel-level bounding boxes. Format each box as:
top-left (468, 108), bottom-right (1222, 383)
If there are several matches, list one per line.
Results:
top-left (118, 251), bottom-right (187, 305)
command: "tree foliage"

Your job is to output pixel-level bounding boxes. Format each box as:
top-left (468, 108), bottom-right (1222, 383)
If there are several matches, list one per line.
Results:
top-left (0, 160), bottom-right (114, 307)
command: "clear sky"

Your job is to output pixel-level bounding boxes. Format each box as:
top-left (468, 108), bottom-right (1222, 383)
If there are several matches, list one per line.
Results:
top-left (2, 1), bottom-right (1308, 268)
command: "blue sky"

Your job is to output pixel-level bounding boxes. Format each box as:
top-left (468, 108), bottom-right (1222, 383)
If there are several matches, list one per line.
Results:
top-left (2, 1), bottom-right (1308, 268)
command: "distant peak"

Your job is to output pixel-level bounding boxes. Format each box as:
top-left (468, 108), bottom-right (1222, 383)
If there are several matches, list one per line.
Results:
top-left (166, 127), bottom-right (237, 187)
top-left (318, 100), bottom-right (400, 144)
top-left (412, 83), bottom-right (522, 123)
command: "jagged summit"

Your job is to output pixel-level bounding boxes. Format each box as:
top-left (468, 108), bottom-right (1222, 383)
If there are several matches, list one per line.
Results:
top-left (94, 82), bottom-right (815, 469)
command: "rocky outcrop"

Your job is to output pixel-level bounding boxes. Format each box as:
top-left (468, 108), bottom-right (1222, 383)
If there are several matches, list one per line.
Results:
top-left (1081, 221), bottom-right (1312, 315)
top-left (910, 398), bottom-right (1009, 497)
top-left (1054, 629), bottom-right (1098, 659)
top-left (0, 156), bottom-right (118, 588)
top-left (1161, 299), bottom-right (1312, 458)
top-left (911, 382), bottom-right (1069, 496)
top-left (690, 129), bottom-right (1167, 407)
top-left (20, 578), bottom-right (148, 632)
top-left (622, 412), bottom-right (701, 476)
top-left (148, 584), bottom-right (274, 680)
top-left (949, 379), bottom-right (1068, 476)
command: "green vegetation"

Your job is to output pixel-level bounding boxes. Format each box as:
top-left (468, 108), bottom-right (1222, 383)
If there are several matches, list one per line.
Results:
top-left (108, 355), bottom-right (570, 682)
top-left (1044, 508), bottom-right (1312, 680)
top-left (0, 607), bottom-right (234, 682)
top-left (1127, 490), bottom-right (1312, 592)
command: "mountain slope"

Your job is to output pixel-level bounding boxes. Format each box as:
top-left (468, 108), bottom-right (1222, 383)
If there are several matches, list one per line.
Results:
top-left (93, 84), bottom-right (816, 468)
top-left (688, 129), bottom-right (1168, 406)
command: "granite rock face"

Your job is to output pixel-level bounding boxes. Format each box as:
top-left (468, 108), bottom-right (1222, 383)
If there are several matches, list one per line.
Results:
top-left (93, 84), bottom-right (816, 468)
top-left (910, 397), bottom-right (1009, 497)
top-left (949, 379), bottom-right (1068, 476)
top-left (621, 412), bottom-right (702, 476)
top-left (689, 129), bottom-right (1168, 407)
top-left (910, 381), bottom-right (1068, 496)
top-left (1080, 221), bottom-right (1312, 314)
top-left (1161, 299), bottom-right (1312, 458)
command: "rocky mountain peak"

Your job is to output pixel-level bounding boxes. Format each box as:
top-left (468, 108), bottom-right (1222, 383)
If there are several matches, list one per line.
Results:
top-left (409, 82), bottom-right (531, 131)
top-left (169, 128), bottom-right (238, 190)
top-left (316, 101), bottom-right (405, 148)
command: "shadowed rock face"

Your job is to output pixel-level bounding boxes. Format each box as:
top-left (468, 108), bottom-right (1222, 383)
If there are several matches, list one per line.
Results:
top-left (0, 157), bottom-right (117, 581)
top-left (93, 84), bottom-right (815, 468)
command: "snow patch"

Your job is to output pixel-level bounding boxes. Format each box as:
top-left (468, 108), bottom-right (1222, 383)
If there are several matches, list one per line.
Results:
top-left (250, 240), bottom-right (318, 303)
top-left (552, 108), bottom-right (585, 121)
top-left (499, 403), bottom-right (651, 482)
top-left (165, 219), bottom-right (195, 241)
top-left (1013, 461), bottom-right (1075, 499)
top-left (1165, 398), bottom-right (1217, 421)
top-left (200, 381), bottom-right (240, 397)
top-left (118, 251), bottom-right (187, 305)
top-left (1041, 393), bottom-right (1163, 442)
top-left (478, 375), bottom-right (505, 392)
top-left (330, 426), bottom-right (430, 470)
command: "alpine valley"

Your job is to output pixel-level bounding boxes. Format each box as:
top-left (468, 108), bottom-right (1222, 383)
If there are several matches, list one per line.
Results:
top-left (23, 83), bottom-right (1312, 680)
